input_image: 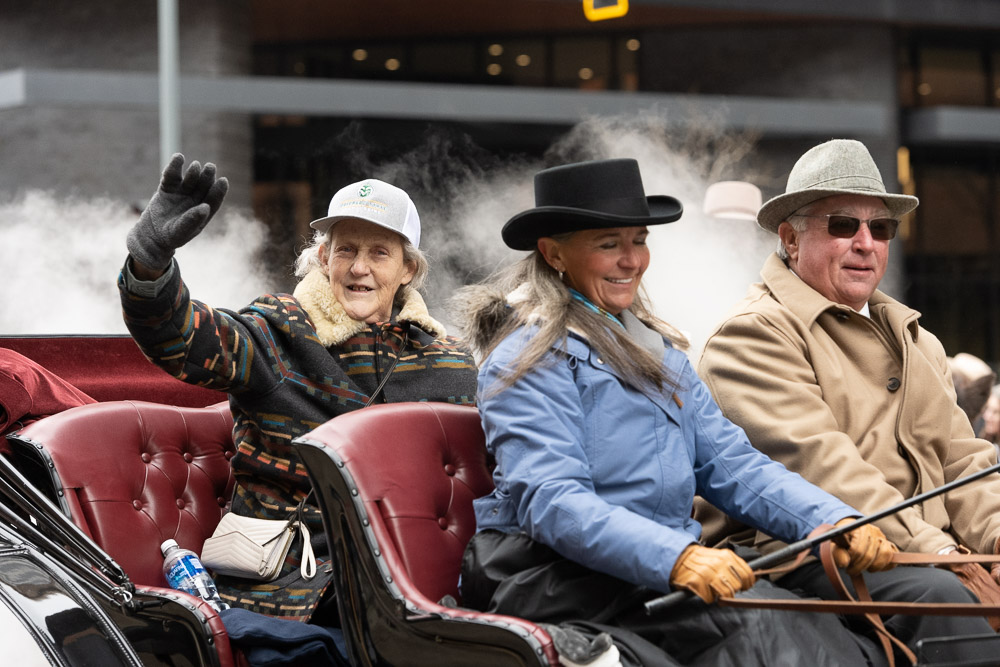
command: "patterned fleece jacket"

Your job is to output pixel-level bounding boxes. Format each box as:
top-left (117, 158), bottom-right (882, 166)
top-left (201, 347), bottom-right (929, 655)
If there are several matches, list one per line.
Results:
top-left (119, 260), bottom-right (477, 618)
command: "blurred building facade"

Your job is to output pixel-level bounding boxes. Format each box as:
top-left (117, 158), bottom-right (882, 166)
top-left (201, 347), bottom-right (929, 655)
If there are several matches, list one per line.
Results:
top-left (3, 0), bottom-right (1000, 362)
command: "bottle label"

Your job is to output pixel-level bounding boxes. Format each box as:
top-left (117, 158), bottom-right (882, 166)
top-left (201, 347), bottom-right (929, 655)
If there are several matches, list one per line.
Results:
top-left (166, 554), bottom-right (206, 588)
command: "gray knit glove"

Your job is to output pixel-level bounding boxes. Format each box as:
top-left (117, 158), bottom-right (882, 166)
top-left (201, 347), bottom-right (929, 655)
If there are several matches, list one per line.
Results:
top-left (127, 153), bottom-right (229, 271)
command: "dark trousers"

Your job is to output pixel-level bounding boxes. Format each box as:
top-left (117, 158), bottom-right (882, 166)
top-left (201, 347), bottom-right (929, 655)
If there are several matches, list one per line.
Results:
top-left (779, 562), bottom-right (997, 664)
top-left (462, 530), bottom-right (885, 667)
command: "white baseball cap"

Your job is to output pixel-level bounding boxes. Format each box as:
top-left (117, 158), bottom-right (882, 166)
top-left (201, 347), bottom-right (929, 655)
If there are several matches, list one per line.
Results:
top-left (309, 179), bottom-right (421, 248)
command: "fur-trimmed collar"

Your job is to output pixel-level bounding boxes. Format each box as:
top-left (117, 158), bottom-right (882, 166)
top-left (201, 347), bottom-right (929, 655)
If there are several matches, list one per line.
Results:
top-left (292, 268), bottom-right (446, 347)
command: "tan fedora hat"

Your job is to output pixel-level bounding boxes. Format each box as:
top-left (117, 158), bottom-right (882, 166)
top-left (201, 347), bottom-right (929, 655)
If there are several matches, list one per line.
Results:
top-left (756, 139), bottom-right (919, 234)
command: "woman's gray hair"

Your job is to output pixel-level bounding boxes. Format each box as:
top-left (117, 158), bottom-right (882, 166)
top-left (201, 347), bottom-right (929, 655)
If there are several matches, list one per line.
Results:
top-left (294, 228), bottom-right (429, 292)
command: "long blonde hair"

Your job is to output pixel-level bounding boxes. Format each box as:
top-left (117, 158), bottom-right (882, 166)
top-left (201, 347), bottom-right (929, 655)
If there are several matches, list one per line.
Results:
top-left (454, 250), bottom-right (688, 396)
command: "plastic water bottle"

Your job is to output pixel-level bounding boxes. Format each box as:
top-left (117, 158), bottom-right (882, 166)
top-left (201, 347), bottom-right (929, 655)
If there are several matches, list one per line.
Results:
top-left (160, 539), bottom-right (230, 612)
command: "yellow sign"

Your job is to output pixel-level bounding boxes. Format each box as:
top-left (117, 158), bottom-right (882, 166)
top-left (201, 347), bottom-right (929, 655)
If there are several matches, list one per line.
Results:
top-left (583, 0), bottom-right (629, 22)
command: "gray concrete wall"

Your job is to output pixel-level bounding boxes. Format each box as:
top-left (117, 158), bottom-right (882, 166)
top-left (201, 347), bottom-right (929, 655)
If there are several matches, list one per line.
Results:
top-left (0, 0), bottom-right (252, 208)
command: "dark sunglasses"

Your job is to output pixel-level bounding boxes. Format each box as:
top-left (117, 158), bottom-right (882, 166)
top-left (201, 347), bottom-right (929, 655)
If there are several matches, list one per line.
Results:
top-left (791, 214), bottom-right (900, 241)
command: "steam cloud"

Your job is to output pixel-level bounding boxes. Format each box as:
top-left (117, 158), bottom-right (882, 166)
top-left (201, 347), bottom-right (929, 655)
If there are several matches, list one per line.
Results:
top-left (1, 113), bottom-right (775, 359)
top-left (0, 191), bottom-right (274, 335)
top-left (363, 112), bottom-right (776, 358)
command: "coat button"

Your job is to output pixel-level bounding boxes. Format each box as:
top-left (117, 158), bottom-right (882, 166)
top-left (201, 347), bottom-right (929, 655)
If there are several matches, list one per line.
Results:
top-left (596, 357), bottom-right (605, 365)
top-left (835, 312), bottom-right (849, 321)
top-left (887, 377), bottom-right (901, 392)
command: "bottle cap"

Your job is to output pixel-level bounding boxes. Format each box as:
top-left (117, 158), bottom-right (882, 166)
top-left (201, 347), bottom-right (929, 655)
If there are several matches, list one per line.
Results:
top-left (160, 539), bottom-right (178, 555)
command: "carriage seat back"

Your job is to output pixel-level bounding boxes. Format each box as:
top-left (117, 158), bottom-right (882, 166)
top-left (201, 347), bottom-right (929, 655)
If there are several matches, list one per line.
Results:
top-left (8, 400), bottom-right (235, 587)
top-left (319, 401), bottom-right (494, 605)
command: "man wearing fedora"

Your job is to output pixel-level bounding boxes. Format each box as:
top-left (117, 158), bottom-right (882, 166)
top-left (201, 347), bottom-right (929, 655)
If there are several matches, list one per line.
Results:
top-left (697, 139), bottom-right (1000, 646)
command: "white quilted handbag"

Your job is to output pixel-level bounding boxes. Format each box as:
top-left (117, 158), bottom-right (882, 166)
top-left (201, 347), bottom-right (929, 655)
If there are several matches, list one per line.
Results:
top-left (200, 512), bottom-right (316, 582)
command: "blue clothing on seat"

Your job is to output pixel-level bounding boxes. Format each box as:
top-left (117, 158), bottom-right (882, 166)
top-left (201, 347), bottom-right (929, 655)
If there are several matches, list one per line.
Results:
top-left (220, 607), bottom-right (348, 667)
top-left (474, 319), bottom-right (857, 595)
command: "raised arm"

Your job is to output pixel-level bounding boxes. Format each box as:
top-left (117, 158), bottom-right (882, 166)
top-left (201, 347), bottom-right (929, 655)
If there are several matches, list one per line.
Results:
top-left (119, 154), bottom-right (269, 395)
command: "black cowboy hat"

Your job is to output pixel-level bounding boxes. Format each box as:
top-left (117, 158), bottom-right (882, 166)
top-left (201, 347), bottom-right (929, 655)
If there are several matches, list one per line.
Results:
top-left (501, 158), bottom-right (683, 250)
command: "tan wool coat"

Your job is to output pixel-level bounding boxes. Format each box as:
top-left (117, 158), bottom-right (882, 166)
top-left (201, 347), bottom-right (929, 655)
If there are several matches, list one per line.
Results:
top-left (698, 253), bottom-right (1000, 557)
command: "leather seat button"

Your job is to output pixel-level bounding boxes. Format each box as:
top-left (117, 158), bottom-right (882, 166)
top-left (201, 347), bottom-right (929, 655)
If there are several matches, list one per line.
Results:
top-left (224, 451), bottom-right (234, 460)
top-left (183, 453), bottom-right (194, 463)
top-left (132, 500), bottom-right (142, 510)
top-left (176, 499), bottom-right (184, 509)
top-left (217, 497), bottom-right (227, 507)
top-left (887, 377), bottom-right (901, 392)
top-left (444, 464), bottom-right (456, 476)
top-left (141, 453), bottom-right (151, 463)
top-left (438, 517), bottom-right (448, 530)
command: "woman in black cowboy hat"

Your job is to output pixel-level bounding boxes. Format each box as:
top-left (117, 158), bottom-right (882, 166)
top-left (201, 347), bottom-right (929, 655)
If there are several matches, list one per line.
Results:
top-left (454, 158), bottom-right (897, 666)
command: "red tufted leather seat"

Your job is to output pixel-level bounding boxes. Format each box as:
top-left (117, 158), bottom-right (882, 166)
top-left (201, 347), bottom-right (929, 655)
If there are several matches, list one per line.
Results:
top-left (294, 401), bottom-right (559, 666)
top-left (10, 400), bottom-right (236, 583)
top-left (8, 400), bottom-right (241, 667)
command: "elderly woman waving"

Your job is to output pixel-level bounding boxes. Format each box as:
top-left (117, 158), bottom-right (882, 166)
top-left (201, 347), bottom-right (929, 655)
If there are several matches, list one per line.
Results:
top-left (119, 155), bottom-right (477, 623)
top-left (455, 159), bottom-right (896, 666)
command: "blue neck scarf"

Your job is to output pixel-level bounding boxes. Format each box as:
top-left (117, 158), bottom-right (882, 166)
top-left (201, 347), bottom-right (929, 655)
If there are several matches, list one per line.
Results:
top-left (568, 288), bottom-right (625, 330)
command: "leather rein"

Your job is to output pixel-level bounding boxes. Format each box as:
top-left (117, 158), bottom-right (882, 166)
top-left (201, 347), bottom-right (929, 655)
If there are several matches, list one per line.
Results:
top-left (716, 525), bottom-right (1000, 667)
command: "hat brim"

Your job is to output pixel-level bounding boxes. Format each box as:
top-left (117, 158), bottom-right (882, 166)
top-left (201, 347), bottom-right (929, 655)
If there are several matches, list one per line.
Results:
top-left (308, 214), bottom-right (409, 242)
top-left (501, 195), bottom-right (683, 250)
top-left (756, 188), bottom-right (919, 234)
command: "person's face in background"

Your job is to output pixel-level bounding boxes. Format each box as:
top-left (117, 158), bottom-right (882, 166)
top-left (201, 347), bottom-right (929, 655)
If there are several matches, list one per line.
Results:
top-left (538, 226), bottom-right (650, 315)
top-left (981, 393), bottom-right (1000, 442)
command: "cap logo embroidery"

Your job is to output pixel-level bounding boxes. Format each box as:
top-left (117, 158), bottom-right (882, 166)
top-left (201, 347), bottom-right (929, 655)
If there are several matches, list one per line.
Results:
top-left (359, 184), bottom-right (373, 197)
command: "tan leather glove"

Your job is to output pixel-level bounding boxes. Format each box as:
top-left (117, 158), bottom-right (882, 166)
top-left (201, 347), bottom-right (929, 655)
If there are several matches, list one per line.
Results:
top-left (669, 544), bottom-right (755, 604)
top-left (830, 518), bottom-right (898, 574)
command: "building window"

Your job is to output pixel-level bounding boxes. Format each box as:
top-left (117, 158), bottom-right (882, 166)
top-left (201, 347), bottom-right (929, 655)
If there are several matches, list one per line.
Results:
top-left (553, 37), bottom-right (610, 89)
top-left (905, 150), bottom-right (1000, 361)
top-left (412, 42), bottom-right (478, 82)
top-left (915, 47), bottom-right (988, 106)
top-left (254, 32), bottom-right (639, 91)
